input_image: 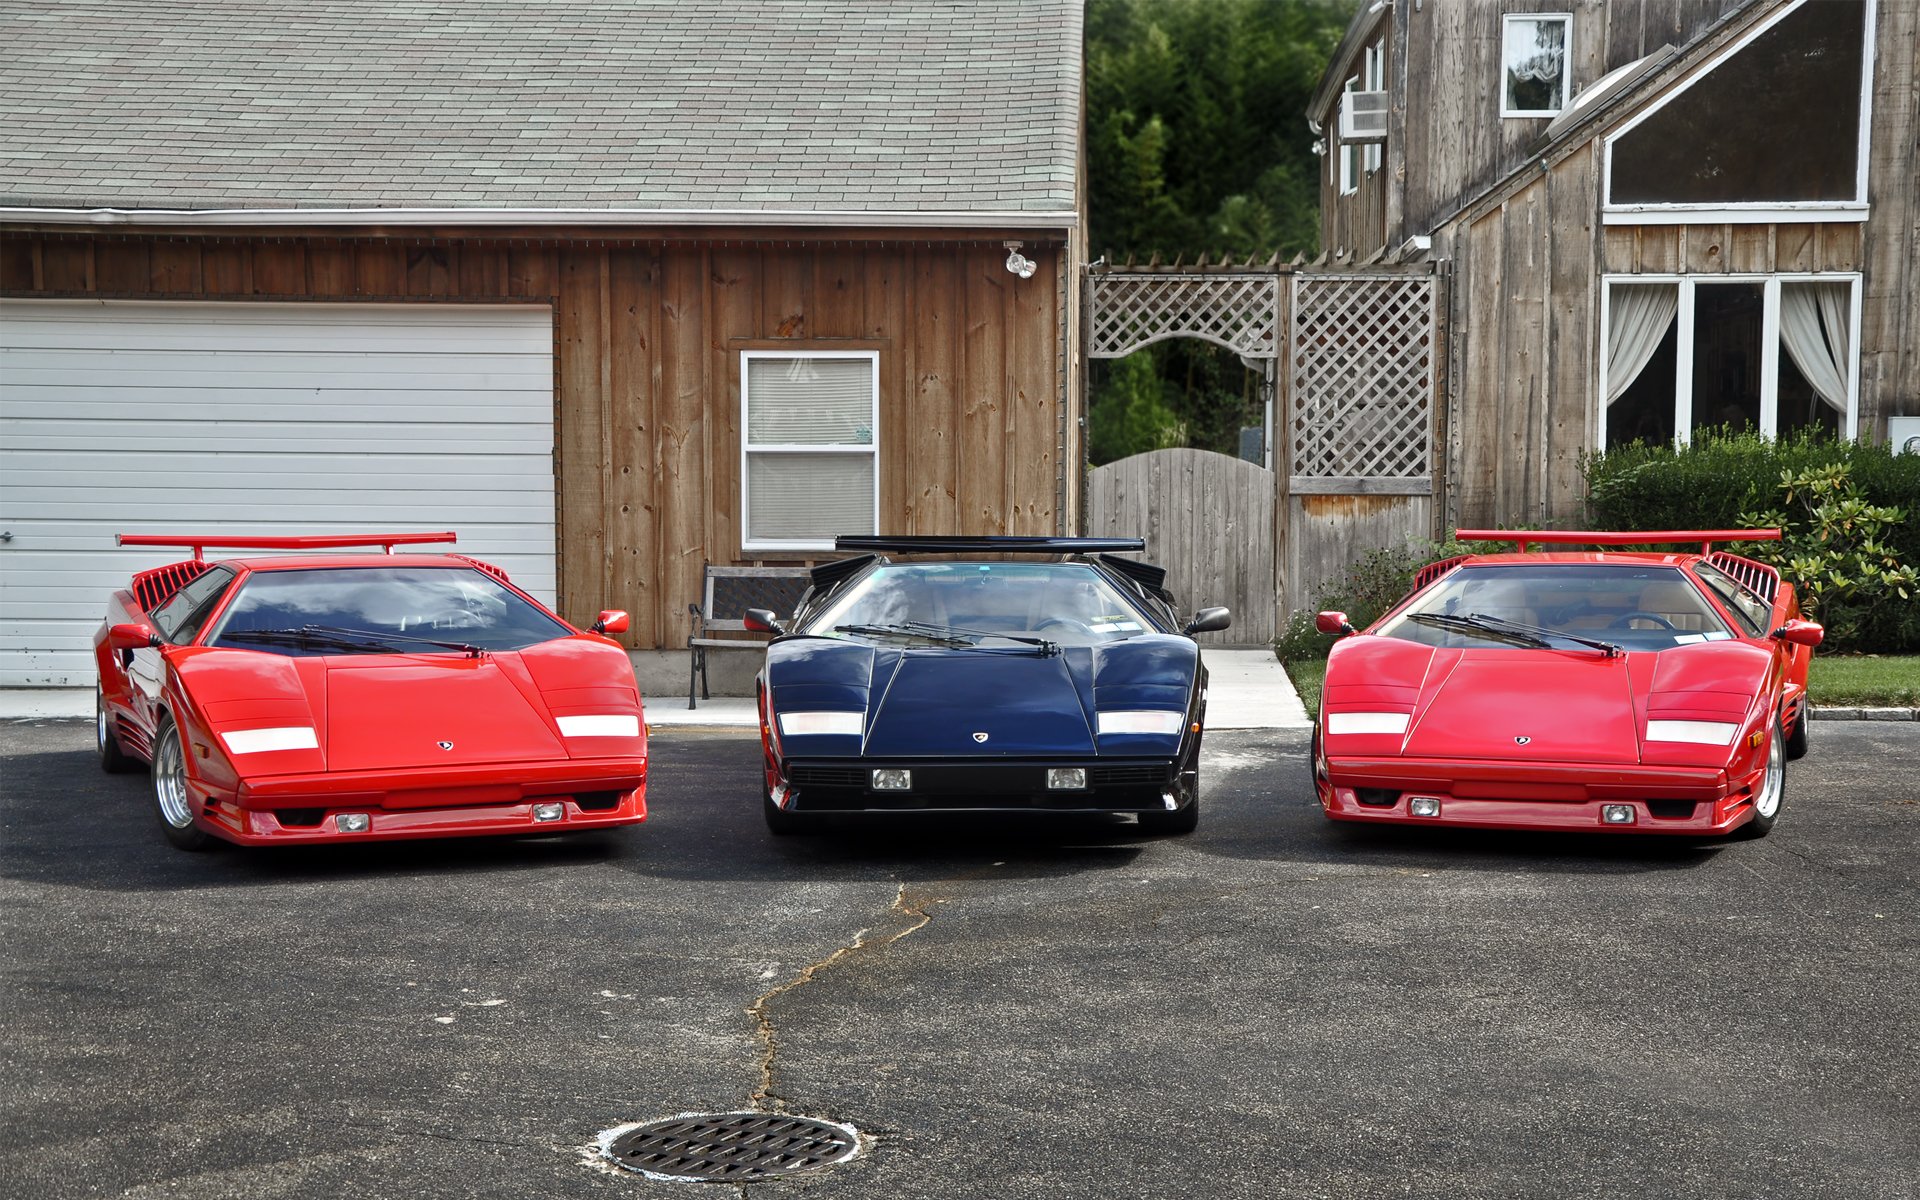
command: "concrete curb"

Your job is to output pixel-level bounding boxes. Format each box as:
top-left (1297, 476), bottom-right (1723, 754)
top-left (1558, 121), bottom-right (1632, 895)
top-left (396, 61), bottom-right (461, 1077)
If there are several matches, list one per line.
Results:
top-left (1809, 707), bottom-right (1920, 721)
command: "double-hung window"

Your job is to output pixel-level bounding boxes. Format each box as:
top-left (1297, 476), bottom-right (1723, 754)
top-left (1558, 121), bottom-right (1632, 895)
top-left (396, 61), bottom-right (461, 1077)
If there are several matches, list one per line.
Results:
top-left (1502, 13), bottom-right (1571, 117)
top-left (740, 350), bottom-right (879, 552)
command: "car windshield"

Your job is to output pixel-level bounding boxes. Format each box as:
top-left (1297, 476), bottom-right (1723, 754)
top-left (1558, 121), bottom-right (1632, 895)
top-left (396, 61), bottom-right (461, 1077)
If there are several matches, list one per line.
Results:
top-left (806, 562), bottom-right (1156, 647)
top-left (203, 566), bottom-right (573, 656)
top-left (1379, 564), bottom-right (1737, 652)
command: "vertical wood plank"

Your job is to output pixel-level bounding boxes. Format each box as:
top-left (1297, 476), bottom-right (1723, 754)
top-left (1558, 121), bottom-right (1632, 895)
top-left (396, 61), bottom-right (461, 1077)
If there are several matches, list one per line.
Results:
top-left (456, 245), bottom-right (504, 297)
top-left (709, 247), bottom-right (756, 558)
top-left (0, 236), bottom-right (34, 291)
top-left (868, 246), bottom-right (909, 530)
top-left (1682, 224), bottom-right (1729, 273)
top-left (149, 241), bottom-right (202, 294)
top-left (41, 240), bottom-right (94, 292)
top-left (659, 246), bottom-right (710, 643)
top-left (1457, 218), bottom-right (1503, 525)
top-left (93, 241), bottom-right (148, 294)
top-left (1818, 223), bottom-right (1860, 272)
top-left (405, 244), bottom-right (454, 296)
top-left (555, 247), bottom-right (607, 626)
top-left (353, 242), bottom-right (403, 296)
top-left (1774, 223), bottom-right (1818, 272)
top-left (604, 247), bottom-right (659, 649)
top-left (306, 243), bottom-right (352, 295)
top-left (509, 247), bottom-right (556, 298)
top-left (907, 249), bottom-right (960, 533)
top-left (811, 248), bottom-right (863, 338)
top-left (1545, 149), bottom-right (1597, 522)
top-left (251, 243), bottom-right (305, 294)
top-left (960, 248), bottom-right (1008, 533)
top-left (1728, 225), bottom-right (1772, 274)
top-left (760, 249), bottom-right (808, 340)
top-left (1637, 226), bottom-right (1680, 273)
top-left (1009, 245), bottom-right (1057, 534)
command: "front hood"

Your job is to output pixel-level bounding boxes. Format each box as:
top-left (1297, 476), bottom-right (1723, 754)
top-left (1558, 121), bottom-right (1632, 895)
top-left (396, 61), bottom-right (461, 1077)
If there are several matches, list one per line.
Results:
top-left (1324, 636), bottom-right (1774, 764)
top-left (1403, 652), bottom-right (1639, 763)
top-left (766, 634), bottom-right (1198, 757)
top-left (324, 654), bottom-right (563, 771)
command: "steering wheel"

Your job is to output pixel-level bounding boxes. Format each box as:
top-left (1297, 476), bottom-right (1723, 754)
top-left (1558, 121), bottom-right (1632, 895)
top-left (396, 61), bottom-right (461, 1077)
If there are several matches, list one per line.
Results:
top-left (1034, 617), bottom-right (1097, 637)
top-left (1607, 611), bottom-right (1679, 631)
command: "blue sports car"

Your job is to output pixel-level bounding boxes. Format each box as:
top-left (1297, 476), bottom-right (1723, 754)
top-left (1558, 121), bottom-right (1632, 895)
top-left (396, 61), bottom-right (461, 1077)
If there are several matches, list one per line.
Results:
top-left (745, 536), bottom-right (1231, 835)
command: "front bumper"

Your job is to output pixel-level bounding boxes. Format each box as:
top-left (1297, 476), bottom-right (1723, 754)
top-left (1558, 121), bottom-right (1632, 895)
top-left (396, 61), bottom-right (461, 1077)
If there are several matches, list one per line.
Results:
top-left (777, 757), bottom-right (1182, 813)
top-left (194, 757), bottom-right (648, 845)
top-left (1318, 754), bottom-right (1762, 835)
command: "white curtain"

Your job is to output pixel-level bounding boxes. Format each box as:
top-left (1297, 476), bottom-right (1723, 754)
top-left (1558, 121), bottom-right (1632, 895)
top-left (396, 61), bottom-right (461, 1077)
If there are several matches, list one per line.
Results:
top-left (1606, 283), bottom-right (1679, 405)
top-left (1779, 282), bottom-right (1850, 414)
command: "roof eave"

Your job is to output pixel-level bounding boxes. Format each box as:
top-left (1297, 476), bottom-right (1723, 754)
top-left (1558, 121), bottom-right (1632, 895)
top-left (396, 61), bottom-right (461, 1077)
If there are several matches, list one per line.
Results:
top-left (0, 205), bottom-right (1080, 231)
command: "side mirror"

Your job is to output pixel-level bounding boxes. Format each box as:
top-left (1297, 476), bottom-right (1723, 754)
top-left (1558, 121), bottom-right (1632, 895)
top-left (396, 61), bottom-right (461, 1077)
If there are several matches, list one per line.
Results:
top-left (743, 608), bottom-right (785, 637)
top-left (108, 623), bottom-right (159, 652)
top-left (1773, 619), bottom-right (1823, 648)
top-left (1183, 607), bottom-right (1232, 636)
top-left (591, 610), bottom-right (629, 635)
top-left (1315, 611), bottom-right (1355, 637)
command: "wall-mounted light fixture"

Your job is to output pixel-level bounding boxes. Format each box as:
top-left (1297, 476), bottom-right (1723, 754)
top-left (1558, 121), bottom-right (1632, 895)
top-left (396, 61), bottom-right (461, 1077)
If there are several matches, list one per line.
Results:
top-left (1003, 241), bottom-right (1036, 279)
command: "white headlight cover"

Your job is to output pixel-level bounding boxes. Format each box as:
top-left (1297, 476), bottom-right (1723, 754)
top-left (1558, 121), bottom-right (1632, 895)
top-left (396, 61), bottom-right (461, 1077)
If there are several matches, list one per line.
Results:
top-left (1645, 719), bottom-right (1740, 746)
top-left (557, 714), bottom-right (641, 738)
top-left (1326, 712), bottom-right (1410, 736)
top-left (779, 711), bottom-right (864, 737)
top-left (221, 726), bottom-right (319, 755)
top-left (1097, 710), bottom-right (1185, 736)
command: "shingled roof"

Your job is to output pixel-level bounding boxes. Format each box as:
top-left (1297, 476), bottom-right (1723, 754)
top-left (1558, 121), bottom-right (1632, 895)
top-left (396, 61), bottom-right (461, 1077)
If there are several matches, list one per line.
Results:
top-left (0, 0), bottom-right (1082, 225)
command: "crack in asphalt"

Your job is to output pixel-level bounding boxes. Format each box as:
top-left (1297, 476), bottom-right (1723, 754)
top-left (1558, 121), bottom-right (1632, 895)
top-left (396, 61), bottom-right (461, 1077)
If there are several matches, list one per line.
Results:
top-left (747, 881), bottom-right (934, 1114)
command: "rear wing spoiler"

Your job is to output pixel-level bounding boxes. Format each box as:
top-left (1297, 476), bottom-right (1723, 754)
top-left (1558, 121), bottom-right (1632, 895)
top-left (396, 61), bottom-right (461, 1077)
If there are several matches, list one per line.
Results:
top-left (1454, 529), bottom-right (1780, 555)
top-left (118, 532), bottom-right (457, 561)
top-left (833, 535), bottom-right (1147, 555)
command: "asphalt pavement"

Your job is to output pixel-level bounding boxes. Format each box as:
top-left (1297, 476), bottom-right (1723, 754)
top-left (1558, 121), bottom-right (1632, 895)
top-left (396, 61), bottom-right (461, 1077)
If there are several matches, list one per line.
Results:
top-left (1, 720), bottom-right (1915, 1199)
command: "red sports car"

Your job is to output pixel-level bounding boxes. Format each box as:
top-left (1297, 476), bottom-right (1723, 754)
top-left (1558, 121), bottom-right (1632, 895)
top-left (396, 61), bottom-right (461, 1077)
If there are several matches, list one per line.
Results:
top-left (94, 532), bottom-right (648, 849)
top-left (1311, 530), bottom-right (1822, 838)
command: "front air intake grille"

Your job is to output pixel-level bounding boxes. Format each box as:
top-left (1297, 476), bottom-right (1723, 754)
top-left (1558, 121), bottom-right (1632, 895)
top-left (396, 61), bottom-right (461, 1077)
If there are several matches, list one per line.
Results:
top-left (1091, 764), bottom-right (1168, 787)
top-left (572, 791), bottom-right (622, 812)
top-left (788, 765), bottom-right (869, 789)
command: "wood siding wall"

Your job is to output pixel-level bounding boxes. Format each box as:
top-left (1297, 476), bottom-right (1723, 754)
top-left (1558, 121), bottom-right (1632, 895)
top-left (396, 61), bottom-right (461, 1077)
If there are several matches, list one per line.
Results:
top-left (0, 231), bottom-right (1070, 650)
top-left (1432, 0), bottom-right (1918, 530)
top-left (1320, 0), bottom-right (1748, 256)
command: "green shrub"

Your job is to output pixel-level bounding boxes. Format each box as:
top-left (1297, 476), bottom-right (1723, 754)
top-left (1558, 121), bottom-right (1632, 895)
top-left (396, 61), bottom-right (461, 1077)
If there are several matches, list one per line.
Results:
top-left (1585, 430), bottom-right (1920, 652)
top-left (1275, 536), bottom-right (1480, 662)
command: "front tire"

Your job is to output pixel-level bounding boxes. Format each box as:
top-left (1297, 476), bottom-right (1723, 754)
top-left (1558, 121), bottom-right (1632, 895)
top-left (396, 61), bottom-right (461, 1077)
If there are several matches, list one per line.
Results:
top-left (97, 688), bottom-right (135, 774)
top-left (151, 715), bottom-right (215, 851)
top-left (1734, 719), bottom-right (1786, 840)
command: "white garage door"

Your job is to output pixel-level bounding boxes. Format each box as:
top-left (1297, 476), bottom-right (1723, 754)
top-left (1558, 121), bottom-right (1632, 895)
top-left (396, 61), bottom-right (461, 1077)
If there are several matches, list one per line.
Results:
top-left (0, 300), bottom-right (557, 688)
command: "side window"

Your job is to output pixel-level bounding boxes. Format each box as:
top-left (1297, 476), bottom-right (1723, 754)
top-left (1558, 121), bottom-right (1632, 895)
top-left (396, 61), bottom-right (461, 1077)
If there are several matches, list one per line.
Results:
top-left (1501, 13), bottom-right (1570, 118)
top-left (150, 567), bottom-right (235, 644)
top-left (1691, 563), bottom-right (1769, 636)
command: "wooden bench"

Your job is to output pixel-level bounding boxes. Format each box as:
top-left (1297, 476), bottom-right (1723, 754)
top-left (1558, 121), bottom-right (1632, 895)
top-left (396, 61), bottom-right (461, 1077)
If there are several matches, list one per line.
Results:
top-left (686, 564), bottom-right (815, 709)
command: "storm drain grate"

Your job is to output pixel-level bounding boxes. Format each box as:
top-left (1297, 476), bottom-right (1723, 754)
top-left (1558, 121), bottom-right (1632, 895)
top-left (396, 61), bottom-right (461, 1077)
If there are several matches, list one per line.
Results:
top-left (603, 1112), bottom-right (860, 1182)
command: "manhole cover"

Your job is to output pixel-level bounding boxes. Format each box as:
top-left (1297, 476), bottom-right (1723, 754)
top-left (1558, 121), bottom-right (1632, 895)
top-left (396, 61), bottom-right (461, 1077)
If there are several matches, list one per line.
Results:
top-left (602, 1112), bottom-right (860, 1182)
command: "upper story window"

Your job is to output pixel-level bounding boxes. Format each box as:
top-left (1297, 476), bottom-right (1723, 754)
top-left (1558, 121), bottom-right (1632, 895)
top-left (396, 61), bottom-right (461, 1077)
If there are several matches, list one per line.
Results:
top-left (1502, 13), bottom-right (1571, 117)
top-left (1603, 0), bottom-right (1870, 224)
top-left (740, 350), bottom-right (879, 552)
top-left (1337, 38), bottom-right (1386, 195)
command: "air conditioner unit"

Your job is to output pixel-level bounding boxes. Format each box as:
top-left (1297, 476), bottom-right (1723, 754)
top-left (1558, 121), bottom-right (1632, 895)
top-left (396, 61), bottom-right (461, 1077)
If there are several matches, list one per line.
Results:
top-left (1339, 90), bottom-right (1389, 142)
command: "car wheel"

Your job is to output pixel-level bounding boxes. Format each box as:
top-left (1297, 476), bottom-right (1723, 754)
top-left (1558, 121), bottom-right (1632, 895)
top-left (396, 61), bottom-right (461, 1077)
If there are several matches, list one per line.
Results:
top-left (1734, 719), bottom-right (1786, 840)
top-left (97, 688), bottom-right (136, 774)
top-left (151, 715), bottom-right (215, 851)
top-left (763, 786), bottom-right (810, 836)
top-left (1784, 700), bottom-right (1809, 761)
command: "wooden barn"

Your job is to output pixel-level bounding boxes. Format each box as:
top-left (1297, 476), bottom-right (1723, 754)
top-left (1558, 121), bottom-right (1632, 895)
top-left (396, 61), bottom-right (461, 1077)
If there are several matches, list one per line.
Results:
top-left (0, 0), bottom-right (1086, 690)
top-left (1311, 0), bottom-right (1919, 528)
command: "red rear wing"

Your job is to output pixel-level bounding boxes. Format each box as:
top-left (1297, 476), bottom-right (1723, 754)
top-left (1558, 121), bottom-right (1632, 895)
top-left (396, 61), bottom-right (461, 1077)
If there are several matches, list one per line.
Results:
top-left (1454, 529), bottom-right (1781, 555)
top-left (117, 531), bottom-right (457, 562)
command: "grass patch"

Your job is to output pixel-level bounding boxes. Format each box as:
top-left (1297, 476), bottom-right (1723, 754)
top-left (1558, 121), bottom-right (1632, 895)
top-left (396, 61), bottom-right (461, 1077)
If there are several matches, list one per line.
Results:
top-left (1282, 658), bottom-right (1325, 717)
top-left (1808, 656), bottom-right (1920, 708)
top-left (1282, 653), bottom-right (1914, 713)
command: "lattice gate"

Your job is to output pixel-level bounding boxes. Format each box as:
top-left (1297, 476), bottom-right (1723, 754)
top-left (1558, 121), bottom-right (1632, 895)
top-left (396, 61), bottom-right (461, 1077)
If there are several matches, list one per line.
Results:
top-left (1284, 270), bottom-right (1444, 616)
top-left (1083, 263), bottom-right (1444, 637)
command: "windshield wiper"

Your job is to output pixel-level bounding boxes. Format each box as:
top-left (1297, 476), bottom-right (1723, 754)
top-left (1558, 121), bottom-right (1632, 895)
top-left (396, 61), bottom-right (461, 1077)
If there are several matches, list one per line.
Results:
top-left (832, 621), bottom-right (1059, 656)
top-left (221, 625), bottom-right (483, 657)
top-left (1407, 612), bottom-right (1621, 657)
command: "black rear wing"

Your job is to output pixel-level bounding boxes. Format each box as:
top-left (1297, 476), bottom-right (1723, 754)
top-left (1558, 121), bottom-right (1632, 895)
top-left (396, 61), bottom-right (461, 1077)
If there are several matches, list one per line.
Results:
top-left (833, 535), bottom-right (1147, 555)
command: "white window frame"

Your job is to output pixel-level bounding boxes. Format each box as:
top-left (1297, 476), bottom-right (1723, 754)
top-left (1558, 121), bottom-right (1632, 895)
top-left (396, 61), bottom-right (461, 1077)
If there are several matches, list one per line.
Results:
top-left (1596, 273), bottom-right (1862, 450)
top-left (739, 349), bottom-right (881, 552)
top-left (1362, 41), bottom-right (1385, 175)
top-left (1339, 73), bottom-right (1361, 195)
top-left (1500, 13), bottom-right (1573, 119)
top-left (1601, 0), bottom-right (1876, 225)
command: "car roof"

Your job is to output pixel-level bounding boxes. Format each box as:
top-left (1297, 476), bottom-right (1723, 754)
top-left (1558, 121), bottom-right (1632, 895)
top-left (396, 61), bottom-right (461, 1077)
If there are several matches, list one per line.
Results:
top-left (213, 553), bottom-right (487, 572)
top-left (1455, 551), bottom-right (1701, 568)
